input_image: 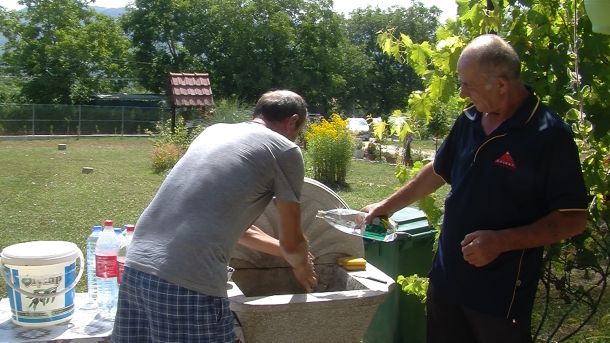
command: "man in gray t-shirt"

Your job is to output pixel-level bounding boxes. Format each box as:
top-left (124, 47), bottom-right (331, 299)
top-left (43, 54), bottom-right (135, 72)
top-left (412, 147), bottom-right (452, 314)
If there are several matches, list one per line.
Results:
top-left (112, 90), bottom-right (316, 343)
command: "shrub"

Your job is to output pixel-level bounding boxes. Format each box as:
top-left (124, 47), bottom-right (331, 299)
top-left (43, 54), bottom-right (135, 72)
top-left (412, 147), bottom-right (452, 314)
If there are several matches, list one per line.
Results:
top-left (207, 98), bottom-right (252, 124)
top-left (151, 143), bottom-right (184, 173)
top-left (150, 116), bottom-right (203, 150)
top-left (147, 116), bottom-right (204, 173)
top-left (305, 114), bottom-right (353, 185)
top-left (147, 99), bottom-right (251, 173)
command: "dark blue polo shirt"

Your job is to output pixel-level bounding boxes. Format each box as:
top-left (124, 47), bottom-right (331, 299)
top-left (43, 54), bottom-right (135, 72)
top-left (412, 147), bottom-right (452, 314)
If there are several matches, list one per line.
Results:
top-left (431, 90), bottom-right (588, 319)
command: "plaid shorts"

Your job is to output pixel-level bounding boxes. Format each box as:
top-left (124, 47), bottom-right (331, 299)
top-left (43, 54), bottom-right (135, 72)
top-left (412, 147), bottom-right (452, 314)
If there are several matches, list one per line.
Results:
top-left (111, 267), bottom-right (235, 343)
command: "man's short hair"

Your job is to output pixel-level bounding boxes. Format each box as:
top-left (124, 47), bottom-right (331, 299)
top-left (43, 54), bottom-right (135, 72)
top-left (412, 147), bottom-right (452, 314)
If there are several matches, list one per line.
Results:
top-left (253, 90), bottom-right (308, 127)
top-left (462, 34), bottom-right (521, 80)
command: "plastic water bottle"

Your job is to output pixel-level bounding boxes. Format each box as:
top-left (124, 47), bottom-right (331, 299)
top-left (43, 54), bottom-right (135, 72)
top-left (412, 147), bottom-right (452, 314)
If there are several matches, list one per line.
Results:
top-left (316, 209), bottom-right (397, 242)
top-left (117, 224), bottom-right (135, 285)
top-left (114, 227), bottom-right (125, 243)
top-left (95, 219), bottom-right (121, 318)
top-left (85, 225), bottom-right (103, 306)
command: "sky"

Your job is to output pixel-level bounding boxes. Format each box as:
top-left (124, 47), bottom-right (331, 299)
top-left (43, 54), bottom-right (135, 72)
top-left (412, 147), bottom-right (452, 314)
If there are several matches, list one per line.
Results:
top-left (3, 0), bottom-right (457, 21)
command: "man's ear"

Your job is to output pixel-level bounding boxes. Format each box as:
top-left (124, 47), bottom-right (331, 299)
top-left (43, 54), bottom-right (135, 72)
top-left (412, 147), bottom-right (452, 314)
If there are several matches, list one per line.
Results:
top-left (497, 77), bottom-right (509, 94)
top-left (289, 114), bottom-right (300, 128)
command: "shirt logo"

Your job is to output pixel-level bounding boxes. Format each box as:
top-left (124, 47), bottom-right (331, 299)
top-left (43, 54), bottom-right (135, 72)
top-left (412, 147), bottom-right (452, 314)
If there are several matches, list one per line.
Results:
top-left (494, 151), bottom-right (516, 170)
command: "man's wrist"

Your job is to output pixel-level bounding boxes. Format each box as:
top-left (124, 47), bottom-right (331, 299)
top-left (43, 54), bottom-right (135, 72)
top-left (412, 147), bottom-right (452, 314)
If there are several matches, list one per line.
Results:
top-left (282, 240), bottom-right (309, 268)
top-left (496, 229), bottom-right (514, 253)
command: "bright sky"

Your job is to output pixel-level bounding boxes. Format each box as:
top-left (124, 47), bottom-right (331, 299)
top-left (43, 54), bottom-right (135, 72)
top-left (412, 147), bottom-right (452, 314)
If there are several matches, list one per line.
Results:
top-left (3, 0), bottom-right (457, 21)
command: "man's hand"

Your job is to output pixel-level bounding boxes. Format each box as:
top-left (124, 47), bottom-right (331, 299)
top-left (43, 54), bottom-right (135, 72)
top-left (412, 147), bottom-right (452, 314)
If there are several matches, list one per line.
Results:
top-left (291, 253), bottom-right (317, 292)
top-left (461, 230), bottom-right (504, 267)
top-left (361, 201), bottom-right (389, 224)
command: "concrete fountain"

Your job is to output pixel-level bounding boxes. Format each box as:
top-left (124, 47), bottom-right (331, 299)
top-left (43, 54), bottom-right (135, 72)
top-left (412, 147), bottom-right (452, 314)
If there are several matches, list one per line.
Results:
top-left (229, 178), bottom-right (395, 343)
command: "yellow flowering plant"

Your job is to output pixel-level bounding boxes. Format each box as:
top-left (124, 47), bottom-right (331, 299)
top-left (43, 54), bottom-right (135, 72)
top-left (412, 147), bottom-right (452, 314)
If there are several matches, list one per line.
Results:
top-left (305, 114), bottom-right (353, 185)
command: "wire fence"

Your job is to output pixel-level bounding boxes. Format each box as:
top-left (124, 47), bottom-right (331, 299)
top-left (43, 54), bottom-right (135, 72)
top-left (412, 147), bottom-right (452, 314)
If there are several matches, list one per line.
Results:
top-left (0, 103), bottom-right (165, 136)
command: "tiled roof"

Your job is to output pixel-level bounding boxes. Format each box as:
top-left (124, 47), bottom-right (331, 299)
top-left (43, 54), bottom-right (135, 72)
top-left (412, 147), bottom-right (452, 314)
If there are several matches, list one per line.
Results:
top-left (169, 72), bottom-right (214, 107)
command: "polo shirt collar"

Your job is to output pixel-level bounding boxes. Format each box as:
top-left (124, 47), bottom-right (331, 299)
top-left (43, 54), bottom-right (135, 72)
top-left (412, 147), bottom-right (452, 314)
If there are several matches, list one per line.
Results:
top-left (462, 87), bottom-right (540, 133)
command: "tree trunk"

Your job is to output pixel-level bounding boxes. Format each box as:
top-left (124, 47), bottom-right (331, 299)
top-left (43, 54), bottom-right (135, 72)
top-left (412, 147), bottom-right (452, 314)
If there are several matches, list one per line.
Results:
top-left (402, 133), bottom-right (414, 167)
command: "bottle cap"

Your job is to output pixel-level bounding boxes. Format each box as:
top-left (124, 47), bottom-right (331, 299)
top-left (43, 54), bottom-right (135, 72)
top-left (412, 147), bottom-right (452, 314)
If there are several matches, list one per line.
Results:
top-left (103, 219), bottom-right (113, 227)
top-left (92, 225), bottom-right (102, 232)
top-left (125, 224), bottom-right (135, 232)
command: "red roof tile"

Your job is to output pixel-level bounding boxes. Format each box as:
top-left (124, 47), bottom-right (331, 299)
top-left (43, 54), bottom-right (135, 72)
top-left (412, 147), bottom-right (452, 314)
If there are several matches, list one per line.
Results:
top-left (169, 72), bottom-right (214, 107)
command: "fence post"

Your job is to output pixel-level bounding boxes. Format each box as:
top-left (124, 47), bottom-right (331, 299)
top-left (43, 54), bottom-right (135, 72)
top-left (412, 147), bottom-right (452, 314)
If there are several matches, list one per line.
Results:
top-left (121, 106), bottom-right (125, 136)
top-left (78, 104), bottom-right (81, 137)
top-left (31, 104), bottom-right (35, 135)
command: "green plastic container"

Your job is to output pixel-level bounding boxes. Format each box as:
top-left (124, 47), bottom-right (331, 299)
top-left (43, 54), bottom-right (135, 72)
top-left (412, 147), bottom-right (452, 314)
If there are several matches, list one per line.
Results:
top-left (364, 207), bottom-right (436, 343)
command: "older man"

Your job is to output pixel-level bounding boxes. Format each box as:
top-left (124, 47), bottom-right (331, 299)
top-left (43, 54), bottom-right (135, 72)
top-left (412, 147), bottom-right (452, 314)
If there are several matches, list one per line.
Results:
top-left (112, 90), bottom-right (317, 343)
top-left (363, 34), bottom-right (588, 342)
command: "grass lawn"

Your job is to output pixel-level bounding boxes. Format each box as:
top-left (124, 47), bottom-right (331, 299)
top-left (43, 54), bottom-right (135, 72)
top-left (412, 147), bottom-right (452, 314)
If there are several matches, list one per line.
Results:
top-left (0, 137), bottom-right (163, 246)
top-left (0, 137), bottom-right (406, 296)
top-left (0, 137), bottom-right (608, 341)
top-left (332, 159), bottom-right (403, 210)
top-left (0, 137), bottom-right (165, 297)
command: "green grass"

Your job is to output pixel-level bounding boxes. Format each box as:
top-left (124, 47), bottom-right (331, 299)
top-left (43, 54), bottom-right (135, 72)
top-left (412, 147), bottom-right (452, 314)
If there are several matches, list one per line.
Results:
top-left (0, 137), bottom-right (417, 297)
top-left (0, 137), bottom-right (608, 341)
top-left (0, 137), bottom-right (164, 295)
top-left (329, 159), bottom-right (402, 210)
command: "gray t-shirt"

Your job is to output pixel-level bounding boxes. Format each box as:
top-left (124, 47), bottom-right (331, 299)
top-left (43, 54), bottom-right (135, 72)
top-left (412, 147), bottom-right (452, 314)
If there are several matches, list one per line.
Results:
top-left (126, 122), bottom-right (304, 297)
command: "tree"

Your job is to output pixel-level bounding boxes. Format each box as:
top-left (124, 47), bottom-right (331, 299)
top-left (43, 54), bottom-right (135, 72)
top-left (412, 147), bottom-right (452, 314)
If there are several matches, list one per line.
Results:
top-left (380, 0), bottom-right (610, 340)
top-left (345, 2), bottom-right (442, 116)
top-left (334, 38), bottom-right (375, 114)
top-left (1, 0), bottom-right (130, 104)
top-left (121, 0), bottom-right (199, 94)
top-left (290, 0), bottom-right (346, 113)
top-left (0, 76), bottom-right (24, 103)
top-left (123, 0), bottom-right (347, 111)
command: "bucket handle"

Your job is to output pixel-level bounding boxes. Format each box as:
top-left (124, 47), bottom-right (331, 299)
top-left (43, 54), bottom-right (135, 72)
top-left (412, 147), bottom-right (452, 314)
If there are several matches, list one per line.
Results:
top-left (1, 248), bottom-right (84, 299)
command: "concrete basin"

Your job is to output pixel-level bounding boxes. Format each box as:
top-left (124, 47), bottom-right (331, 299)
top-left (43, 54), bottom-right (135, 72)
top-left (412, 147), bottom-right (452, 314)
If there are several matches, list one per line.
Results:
top-left (229, 178), bottom-right (395, 343)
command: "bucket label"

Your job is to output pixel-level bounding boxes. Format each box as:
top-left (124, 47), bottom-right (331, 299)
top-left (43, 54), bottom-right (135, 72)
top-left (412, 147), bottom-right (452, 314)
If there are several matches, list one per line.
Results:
top-left (19, 273), bottom-right (64, 311)
top-left (21, 275), bottom-right (62, 288)
top-left (96, 255), bottom-right (118, 278)
top-left (4, 262), bottom-right (77, 326)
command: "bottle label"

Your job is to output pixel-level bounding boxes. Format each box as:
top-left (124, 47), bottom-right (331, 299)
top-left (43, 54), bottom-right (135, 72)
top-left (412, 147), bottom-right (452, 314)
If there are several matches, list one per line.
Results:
top-left (96, 254), bottom-right (118, 278)
top-left (363, 216), bottom-right (397, 242)
top-left (117, 257), bottom-right (126, 284)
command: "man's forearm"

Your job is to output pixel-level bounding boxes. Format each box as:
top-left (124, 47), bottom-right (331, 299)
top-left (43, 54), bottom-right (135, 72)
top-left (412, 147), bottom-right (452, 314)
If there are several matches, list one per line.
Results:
top-left (461, 210), bottom-right (588, 267)
top-left (498, 210), bottom-right (587, 252)
top-left (274, 198), bottom-right (310, 267)
top-left (238, 225), bottom-right (282, 257)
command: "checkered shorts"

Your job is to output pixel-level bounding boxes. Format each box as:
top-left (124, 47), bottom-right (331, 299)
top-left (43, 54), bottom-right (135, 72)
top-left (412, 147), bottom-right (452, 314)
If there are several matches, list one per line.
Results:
top-left (111, 267), bottom-right (235, 343)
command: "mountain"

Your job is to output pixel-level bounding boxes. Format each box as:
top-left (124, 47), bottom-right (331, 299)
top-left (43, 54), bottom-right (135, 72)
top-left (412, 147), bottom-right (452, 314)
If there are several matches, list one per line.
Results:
top-left (91, 6), bottom-right (126, 19)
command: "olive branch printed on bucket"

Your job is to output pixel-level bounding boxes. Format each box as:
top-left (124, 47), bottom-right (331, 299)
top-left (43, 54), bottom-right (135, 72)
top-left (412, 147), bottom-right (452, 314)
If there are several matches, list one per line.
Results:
top-left (26, 287), bottom-right (58, 310)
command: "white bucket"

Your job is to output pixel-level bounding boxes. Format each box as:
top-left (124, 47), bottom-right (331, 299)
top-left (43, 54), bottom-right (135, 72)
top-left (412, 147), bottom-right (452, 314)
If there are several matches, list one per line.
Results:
top-left (1, 241), bottom-right (84, 327)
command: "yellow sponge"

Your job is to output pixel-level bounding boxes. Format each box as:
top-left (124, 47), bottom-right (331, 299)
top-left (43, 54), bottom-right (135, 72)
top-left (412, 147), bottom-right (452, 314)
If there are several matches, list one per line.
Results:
top-left (337, 257), bottom-right (367, 271)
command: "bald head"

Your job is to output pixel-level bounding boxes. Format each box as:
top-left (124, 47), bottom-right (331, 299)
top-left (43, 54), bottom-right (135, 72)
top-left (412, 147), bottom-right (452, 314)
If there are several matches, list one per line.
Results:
top-left (253, 90), bottom-right (308, 128)
top-left (459, 34), bottom-right (521, 81)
